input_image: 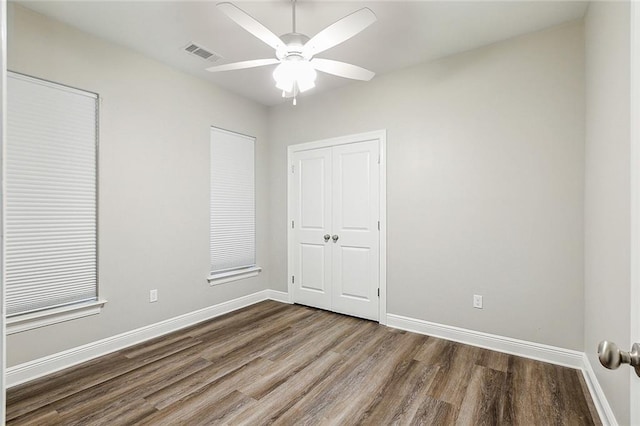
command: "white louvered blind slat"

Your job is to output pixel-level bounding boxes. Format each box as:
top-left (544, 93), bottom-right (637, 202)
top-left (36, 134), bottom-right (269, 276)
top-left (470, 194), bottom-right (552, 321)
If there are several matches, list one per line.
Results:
top-left (6, 73), bottom-right (98, 316)
top-left (210, 128), bottom-right (255, 274)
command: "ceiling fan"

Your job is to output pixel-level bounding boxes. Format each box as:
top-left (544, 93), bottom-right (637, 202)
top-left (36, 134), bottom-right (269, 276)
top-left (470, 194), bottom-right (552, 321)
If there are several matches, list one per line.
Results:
top-left (207, 1), bottom-right (377, 105)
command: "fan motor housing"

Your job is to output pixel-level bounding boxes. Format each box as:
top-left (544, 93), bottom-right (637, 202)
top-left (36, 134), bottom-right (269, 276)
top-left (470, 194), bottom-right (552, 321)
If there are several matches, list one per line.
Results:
top-left (277, 32), bottom-right (311, 59)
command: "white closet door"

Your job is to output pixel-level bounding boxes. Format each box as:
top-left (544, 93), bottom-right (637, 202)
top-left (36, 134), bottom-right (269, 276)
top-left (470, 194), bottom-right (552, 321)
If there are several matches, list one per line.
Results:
top-left (291, 139), bottom-right (380, 321)
top-left (331, 140), bottom-right (379, 320)
top-left (291, 148), bottom-right (332, 310)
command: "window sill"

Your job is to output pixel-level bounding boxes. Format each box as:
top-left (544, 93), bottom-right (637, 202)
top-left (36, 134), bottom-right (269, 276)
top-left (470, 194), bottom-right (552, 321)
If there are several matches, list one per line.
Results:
top-left (7, 300), bottom-right (107, 335)
top-left (208, 266), bottom-right (262, 286)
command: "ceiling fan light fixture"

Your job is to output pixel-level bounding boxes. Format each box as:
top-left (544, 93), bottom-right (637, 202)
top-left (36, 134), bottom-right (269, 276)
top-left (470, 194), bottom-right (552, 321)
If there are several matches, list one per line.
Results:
top-left (275, 77), bottom-right (293, 93)
top-left (273, 59), bottom-right (317, 95)
top-left (212, 2), bottom-right (377, 105)
top-left (297, 76), bottom-right (315, 93)
top-left (273, 62), bottom-right (294, 92)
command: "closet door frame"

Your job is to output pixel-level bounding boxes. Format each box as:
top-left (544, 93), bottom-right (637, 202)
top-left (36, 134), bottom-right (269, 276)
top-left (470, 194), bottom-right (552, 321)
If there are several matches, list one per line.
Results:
top-left (287, 129), bottom-right (387, 324)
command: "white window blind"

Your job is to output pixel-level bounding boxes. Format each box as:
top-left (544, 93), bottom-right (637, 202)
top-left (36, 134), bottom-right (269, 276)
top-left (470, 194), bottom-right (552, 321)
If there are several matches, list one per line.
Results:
top-left (210, 127), bottom-right (256, 274)
top-left (6, 72), bottom-right (98, 317)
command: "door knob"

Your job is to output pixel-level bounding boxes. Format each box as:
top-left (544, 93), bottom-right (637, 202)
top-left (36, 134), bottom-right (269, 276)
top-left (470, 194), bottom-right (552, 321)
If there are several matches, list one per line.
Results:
top-left (332, 234), bottom-right (339, 242)
top-left (597, 340), bottom-right (640, 377)
top-left (323, 234), bottom-right (331, 242)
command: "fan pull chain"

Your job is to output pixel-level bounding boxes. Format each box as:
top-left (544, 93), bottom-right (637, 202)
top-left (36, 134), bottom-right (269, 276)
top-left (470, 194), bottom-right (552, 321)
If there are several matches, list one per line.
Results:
top-left (292, 81), bottom-right (299, 106)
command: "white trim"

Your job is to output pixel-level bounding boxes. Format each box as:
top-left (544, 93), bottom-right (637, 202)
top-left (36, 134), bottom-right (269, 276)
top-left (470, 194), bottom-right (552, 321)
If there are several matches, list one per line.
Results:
top-left (582, 354), bottom-right (618, 426)
top-left (386, 313), bottom-right (584, 369)
top-left (4, 287), bottom-right (613, 426)
top-left (209, 126), bottom-right (257, 277)
top-left (287, 147), bottom-right (294, 306)
top-left (378, 131), bottom-right (387, 325)
top-left (287, 129), bottom-right (387, 323)
top-left (7, 300), bottom-right (107, 335)
top-left (6, 72), bottom-right (99, 318)
top-left (6, 289), bottom-right (279, 388)
top-left (207, 266), bottom-right (262, 286)
top-left (287, 130), bottom-right (388, 153)
top-left (630, 2), bottom-right (640, 425)
top-left (265, 289), bottom-right (291, 304)
top-left (386, 313), bottom-right (616, 425)
top-left (7, 71), bottom-right (98, 99)
top-left (0, 0), bottom-right (7, 421)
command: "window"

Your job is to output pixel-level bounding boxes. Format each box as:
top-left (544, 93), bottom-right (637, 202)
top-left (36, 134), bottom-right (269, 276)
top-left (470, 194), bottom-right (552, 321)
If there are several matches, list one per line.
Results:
top-left (6, 72), bottom-right (103, 333)
top-left (208, 127), bottom-right (260, 285)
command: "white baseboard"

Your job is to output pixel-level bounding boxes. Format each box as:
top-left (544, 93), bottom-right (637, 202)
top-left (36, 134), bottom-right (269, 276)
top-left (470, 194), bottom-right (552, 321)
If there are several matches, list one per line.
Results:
top-left (7, 291), bottom-right (615, 426)
top-left (386, 313), bottom-right (618, 425)
top-left (581, 353), bottom-right (618, 426)
top-left (7, 289), bottom-right (284, 388)
top-left (265, 289), bottom-right (291, 304)
top-left (386, 313), bottom-right (584, 369)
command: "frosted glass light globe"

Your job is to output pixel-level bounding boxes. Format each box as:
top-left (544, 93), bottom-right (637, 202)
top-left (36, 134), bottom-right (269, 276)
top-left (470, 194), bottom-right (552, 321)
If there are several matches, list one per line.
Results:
top-left (273, 59), bottom-right (317, 94)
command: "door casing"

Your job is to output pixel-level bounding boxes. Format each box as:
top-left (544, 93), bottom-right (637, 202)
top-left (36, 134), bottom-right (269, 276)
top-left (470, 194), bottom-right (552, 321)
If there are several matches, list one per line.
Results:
top-left (630, 2), bottom-right (640, 424)
top-left (287, 130), bottom-right (387, 324)
top-left (1, 0), bottom-right (6, 421)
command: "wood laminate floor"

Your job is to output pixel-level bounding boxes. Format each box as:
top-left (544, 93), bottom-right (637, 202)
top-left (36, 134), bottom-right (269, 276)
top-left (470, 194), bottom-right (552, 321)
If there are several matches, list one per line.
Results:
top-left (7, 301), bottom-right (600, 425)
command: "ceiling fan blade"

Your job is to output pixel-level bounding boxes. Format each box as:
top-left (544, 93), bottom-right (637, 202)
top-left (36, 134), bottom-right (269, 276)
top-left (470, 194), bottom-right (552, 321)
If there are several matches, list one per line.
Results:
top-left (206, 58), bottom-right (280, 72)
top-left (217, 2), bottom-right (284, 50)
top-left (311, 58), bottom-right (375, 81)
top-left (302, 8), bottom-right (377, 58)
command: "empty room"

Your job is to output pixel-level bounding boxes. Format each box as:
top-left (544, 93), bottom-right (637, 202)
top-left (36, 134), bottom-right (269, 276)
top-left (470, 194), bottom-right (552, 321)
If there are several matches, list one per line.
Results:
top-left (1, 0), bottom-right (638, 424)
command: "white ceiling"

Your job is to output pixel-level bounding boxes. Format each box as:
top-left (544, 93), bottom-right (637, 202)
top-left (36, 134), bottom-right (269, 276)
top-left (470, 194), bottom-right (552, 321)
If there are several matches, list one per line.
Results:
top-left (16, 1), bottom-right (588, 107)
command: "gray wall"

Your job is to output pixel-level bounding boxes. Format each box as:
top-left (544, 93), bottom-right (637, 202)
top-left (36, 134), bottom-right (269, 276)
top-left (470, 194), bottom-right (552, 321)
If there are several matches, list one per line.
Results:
top-left (584, 3), bottom-right (631, 425)
top-left (268, 22), bottom-right (586, 350)
top-left (7, 4), bottom-right (634, 422)
top-left (7, 4), bottom-right (271, 366)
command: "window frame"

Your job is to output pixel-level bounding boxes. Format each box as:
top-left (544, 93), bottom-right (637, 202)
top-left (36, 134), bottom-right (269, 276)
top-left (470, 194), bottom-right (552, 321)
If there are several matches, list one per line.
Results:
top-left (5, 71), bottom-right (105, 333)
top-left (207, 126), bottom-right (261, 285)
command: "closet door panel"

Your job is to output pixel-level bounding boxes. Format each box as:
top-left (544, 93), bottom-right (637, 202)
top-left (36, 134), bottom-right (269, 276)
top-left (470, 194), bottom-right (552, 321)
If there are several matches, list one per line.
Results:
top-left (331, 140), bottom-right (379, 320)
top-left (291, 148), bottom-right (332, 310)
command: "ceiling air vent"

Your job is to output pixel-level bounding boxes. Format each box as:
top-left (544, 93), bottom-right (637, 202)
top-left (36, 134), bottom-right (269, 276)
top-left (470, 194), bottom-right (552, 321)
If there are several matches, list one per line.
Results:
top-left (183, 42), bottom-right (222, 62)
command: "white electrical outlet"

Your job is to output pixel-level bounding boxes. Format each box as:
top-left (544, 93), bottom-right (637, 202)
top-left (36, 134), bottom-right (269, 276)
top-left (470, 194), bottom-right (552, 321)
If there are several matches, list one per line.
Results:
top-left (473, 294), bottom-right (483, 309)
top-left (150, 289), bottom-right (158, 303)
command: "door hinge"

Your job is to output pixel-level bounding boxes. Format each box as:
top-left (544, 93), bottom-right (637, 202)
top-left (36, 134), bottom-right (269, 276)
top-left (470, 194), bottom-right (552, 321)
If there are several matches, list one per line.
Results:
top-left (292, 275), bottom-right (295, 284)
top-left (291, 220), bottom-right (295, 229)
top-left (378, 288), bottom-right (380, 297)
top-left (291, 164), bottom-right (295, 173)
top-left (378, 154), bottom-right (380, 164)
top-left (378, 221), bottom-right (380, 231)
